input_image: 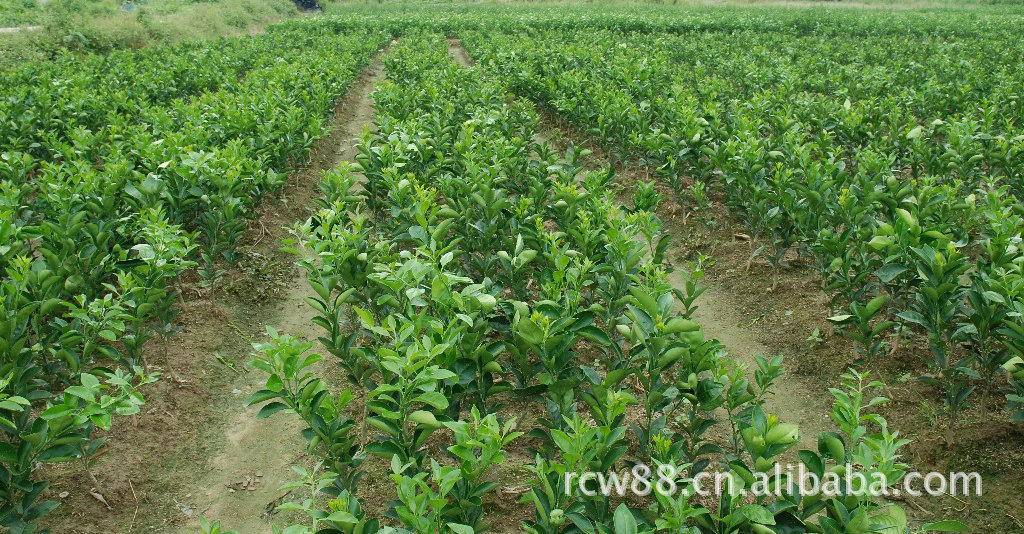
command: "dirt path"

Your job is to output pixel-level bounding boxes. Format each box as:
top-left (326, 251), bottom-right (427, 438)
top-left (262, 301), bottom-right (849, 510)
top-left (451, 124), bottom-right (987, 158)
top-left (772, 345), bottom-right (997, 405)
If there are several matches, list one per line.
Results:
top-left (35, 49), bottom-right (388, 534)
top-left (677, 272), bottom-right (832, 440)
top-left (33, 49), bottom-right (389, 534)
top-left (161, 52), bottom-right (386, 534)
top-left (446, 39), bottom-right (830, 443)
top-left (0, 25), bottom-right (42, 34)
top-left (446, 37), bottom-right (474, 67)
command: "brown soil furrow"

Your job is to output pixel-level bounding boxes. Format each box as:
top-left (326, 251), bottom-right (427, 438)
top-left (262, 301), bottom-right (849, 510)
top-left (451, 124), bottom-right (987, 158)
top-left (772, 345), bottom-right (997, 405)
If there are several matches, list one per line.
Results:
top-left (38, 48), bottom-right (391, 534)
top-left (165, 50), bottom-right (390, 534)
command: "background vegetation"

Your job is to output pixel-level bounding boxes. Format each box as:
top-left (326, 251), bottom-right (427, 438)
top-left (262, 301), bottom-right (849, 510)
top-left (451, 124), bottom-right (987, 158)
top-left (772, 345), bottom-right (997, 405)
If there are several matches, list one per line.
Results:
top-left (0, 0), bottom-right (303, 68)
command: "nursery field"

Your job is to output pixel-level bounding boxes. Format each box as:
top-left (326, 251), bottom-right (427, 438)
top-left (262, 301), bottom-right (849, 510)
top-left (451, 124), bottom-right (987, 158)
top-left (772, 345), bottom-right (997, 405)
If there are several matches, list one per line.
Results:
top-left (2, 3), bottom-right (1024, 534)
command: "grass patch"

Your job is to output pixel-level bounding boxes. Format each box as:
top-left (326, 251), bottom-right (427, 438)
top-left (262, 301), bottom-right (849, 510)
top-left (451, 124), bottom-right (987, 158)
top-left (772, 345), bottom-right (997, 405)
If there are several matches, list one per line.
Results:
top-left (0, 0), bottom-right (302, 68)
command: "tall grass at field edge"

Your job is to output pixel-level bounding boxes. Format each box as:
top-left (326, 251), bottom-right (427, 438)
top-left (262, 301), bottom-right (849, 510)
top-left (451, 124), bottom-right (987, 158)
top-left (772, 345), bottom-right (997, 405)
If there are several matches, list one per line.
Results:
top-left (0, 0), bottom-right (302, 69)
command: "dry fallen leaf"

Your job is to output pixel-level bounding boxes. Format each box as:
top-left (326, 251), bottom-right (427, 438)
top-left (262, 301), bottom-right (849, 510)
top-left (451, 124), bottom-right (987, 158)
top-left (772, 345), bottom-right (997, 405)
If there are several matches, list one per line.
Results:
top-left (89, 488), bottom-right (112, 510)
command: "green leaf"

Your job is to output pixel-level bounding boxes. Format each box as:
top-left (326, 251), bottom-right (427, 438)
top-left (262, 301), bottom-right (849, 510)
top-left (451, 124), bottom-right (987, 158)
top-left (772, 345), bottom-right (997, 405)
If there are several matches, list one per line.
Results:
top-left (871, 504), bottom-right (907, 534)
top-left (613, 504), bottom-right (638, 534)
top-left (448, 523), bottom-right (475, 534)
top-left (0, 400), bottom-right (28, 412)
top-left (132, 244), bottom-right (156, 261)
top-left (517, 318), bottom-right (545, 345)
top-left (415, 391), bottom-right (449, 410)
top-left (256, 402), bottom-right (290, 418)
top-left (246, 389), bottom-right (281, 406)
top-left (896, 310), bottom-right (927, 327)
top-left (40, 404), bottom-right (73, 421)
top-left (874, 264), bottom-right (908, 284)
top-left (63, 386), bottom-right (96, 403)
top-left (98, 330), bottom-right (118, 342)
top-left (81, 373), bottom-right (100, 389)
top-left (982, 290), bottom-right (1005, 304)
top-left (324, 510), bottom-right (359, 523)
top-left (738, 504), bottom-right (775, 525)
top-left (577, 325), bottom-right (611, 346)
top-left (567, 512), bottom-right (595, 534)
